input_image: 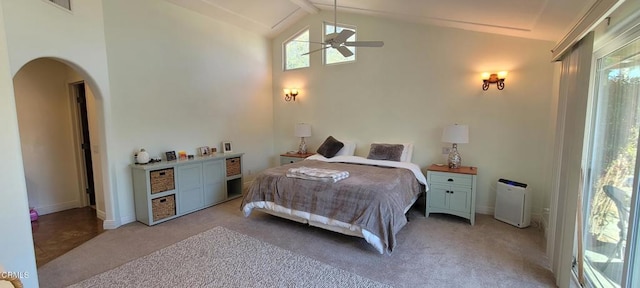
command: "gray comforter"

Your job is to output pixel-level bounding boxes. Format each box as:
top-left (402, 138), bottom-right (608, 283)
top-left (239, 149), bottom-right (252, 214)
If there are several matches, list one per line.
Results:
top-left (241, 159), bottom-right (424, 253)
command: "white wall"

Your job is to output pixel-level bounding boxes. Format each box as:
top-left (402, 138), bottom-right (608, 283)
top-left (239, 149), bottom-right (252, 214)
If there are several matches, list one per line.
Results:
top-left (272, 11), bottom-right (558, 218)
top-left (0, 0), bottom-right (272, 281)
top-left (1, 0), bottom-right (273, 228)
top-left (102, 0), bottom-right (273, 224)
top-left (0, 0), bottom-right (38, 286)
top-left (14, 58), bottom-right (83, 215)
top-left (1, 0), bottom-right (117, 228)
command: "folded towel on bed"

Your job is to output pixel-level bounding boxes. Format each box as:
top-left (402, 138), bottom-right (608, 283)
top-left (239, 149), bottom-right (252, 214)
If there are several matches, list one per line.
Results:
top-left (286, 166), bottom-right (349, 183)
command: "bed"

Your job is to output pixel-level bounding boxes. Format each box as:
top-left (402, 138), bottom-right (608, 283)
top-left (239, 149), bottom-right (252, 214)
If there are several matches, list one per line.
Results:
top-left (241, 150), bottom-right (428, 254)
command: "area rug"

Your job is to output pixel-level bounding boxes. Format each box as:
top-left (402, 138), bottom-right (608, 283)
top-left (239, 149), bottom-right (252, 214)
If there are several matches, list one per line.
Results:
top-left (67, 226), bottom-right (389, 287)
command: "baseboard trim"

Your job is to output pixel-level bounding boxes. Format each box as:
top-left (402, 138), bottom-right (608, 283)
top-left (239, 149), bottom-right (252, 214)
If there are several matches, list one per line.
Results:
top-left (475, 206), bottom-right (544, 230)
top-left (96, 209), bottom-right (106, 221)
top-left (475, 206), bottom-right (493, 215)
top-left (102, 219), bottom-right (119, 229)
top-left (120, 215), bottom-right (136, 225)
top-left (36, 200), bottom-right (81, 215)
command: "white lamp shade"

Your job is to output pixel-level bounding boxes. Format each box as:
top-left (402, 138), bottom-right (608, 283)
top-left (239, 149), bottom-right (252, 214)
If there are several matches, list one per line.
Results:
top-left (442, 124), bottom-right (469, 144)
top-left (295, 123), bottom-right (311, 137)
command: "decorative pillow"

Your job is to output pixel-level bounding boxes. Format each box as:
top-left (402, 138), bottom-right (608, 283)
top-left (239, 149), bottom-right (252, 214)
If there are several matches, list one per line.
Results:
top-left (317, 136), bottom-right (344, 158)
top-left (371, 142), bottom-right (413, 162)
top-left (334, 140), bottom-right (356, 156)
top-left (367, 143), bottom-right (404, 161)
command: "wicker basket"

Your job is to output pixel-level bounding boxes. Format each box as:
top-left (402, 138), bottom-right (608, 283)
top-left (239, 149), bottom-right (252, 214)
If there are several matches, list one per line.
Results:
top-left (150, 168), bottom-right (175, 194)
top-left (226, 157), bottom-right (241, 177)
top-left (152, 194), bottom-right (176, 222)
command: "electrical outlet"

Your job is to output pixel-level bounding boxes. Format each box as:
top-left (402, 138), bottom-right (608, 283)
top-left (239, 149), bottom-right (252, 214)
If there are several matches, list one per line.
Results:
top-left (442, 147), bottom-right (450, 154)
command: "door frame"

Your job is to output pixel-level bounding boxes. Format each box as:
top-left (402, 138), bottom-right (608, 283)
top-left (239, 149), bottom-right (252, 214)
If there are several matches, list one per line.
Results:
top-left (69, 80), bottom-right (94, 207)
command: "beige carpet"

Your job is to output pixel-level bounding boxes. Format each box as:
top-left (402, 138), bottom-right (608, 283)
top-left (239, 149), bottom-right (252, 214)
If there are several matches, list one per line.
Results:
top-left (67, 226), bottom-right (388, 287)
top-left (39, 198), bottom-right (556, 287)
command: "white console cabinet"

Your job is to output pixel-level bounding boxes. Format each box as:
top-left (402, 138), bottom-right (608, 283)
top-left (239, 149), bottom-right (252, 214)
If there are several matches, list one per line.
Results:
top-left (131, 153), bottom-right (243, 225)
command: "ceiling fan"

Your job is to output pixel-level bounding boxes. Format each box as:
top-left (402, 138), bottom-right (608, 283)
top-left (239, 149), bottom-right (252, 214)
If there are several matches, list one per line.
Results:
top-left (303, 0), bottom-right (384, 57)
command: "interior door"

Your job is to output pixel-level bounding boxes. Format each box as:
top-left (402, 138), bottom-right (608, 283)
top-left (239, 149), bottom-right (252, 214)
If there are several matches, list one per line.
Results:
top-left (74, 82), bottom-right (95, 206)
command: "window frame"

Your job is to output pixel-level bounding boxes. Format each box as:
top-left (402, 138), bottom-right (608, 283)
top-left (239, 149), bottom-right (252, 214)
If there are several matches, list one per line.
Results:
top-left (323, 21), bottom-right (357, 66)
top-left (42, 0), bottom-right (73, 13)
top-left (282, 27), bottom-right (311, 71)
top-left (575, 23), bottom-right (640, 288)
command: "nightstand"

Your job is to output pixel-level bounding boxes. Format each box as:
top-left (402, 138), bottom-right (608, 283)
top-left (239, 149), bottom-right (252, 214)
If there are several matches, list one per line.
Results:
top-left (426, 164), bottom-right (477, 225)
top-left (280, 152), bottom-right (314, 165)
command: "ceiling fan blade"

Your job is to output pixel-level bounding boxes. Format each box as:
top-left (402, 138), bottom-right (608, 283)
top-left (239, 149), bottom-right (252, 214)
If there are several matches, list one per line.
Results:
top-left (333, 29), bottom-right (355, 44)
top-left (292, 40), bottom-right (327, 45)
top-left (302, 46), bottom-right (330, 56)
top-left (343, 41), bottom-right (384, 47)
top-left (336, 46), bottom-right (354, 57)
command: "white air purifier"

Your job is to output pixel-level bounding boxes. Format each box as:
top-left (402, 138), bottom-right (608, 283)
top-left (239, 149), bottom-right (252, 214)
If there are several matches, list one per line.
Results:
top-left (494, 179), bottom-right (530, 228)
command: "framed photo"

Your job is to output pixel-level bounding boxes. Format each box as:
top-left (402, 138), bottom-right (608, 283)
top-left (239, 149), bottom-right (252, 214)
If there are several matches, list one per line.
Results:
top-left (222, 141), bottom-right (233, 153)
top-left (198, 146), bottom-right (210, 156)
top-left (165, 151), bottom-right (177, 161)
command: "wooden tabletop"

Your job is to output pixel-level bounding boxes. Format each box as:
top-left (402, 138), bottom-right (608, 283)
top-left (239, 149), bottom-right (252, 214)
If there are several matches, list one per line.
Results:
top-left (427, 164), bottom-right (477, 175)
top-left (280, 152), bottom-right (315, 158)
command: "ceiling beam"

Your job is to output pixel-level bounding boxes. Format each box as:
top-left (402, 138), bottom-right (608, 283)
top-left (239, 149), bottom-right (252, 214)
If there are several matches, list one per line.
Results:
top-left (289, 0), bottom-right (319, 14)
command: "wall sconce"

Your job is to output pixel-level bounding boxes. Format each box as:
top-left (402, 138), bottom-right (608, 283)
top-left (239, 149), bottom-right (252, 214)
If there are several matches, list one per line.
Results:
top-left (284, 88), bottom-right (299, 101)
top-left (482, 71), bottom-right (507, 90)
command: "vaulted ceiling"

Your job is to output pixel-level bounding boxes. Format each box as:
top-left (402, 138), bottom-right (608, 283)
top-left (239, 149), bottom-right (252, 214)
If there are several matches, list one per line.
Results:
top-left (164, 0), bottom-right (598, 42)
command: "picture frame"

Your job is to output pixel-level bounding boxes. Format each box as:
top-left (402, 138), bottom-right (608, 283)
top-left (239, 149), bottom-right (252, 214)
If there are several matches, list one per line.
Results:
top-left (198, 146), bottom-right (211, 156)
top-left (165, 151), bottom-right (177, 161)
top-left (222, 141), bottom-right (233, 153)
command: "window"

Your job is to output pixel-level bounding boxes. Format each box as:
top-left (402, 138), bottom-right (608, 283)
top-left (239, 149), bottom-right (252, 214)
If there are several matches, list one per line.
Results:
top-left (47, 0), bottom-right (71, 11)
top-left (576, 29), bottom-right (640, 288)
top-left (283, 29), bottom-right (309, 71)
top-left (324, 22), bottom-right (355, 65)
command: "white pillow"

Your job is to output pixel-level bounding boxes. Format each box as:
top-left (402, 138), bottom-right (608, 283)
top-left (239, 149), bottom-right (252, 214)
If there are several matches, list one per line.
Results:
top-left (401, 143), bottom-right (414, 162)
top-left (334, 140), bottom-right (356, 156)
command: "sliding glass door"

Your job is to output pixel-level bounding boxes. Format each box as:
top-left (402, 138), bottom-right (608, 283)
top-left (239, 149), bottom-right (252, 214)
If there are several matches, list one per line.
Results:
top-left (579, 33), bottom-right (640, 287)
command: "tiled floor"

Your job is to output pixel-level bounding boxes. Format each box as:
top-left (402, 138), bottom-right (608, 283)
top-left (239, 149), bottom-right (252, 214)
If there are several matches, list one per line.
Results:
top-left (31, 207), bottom-right (104, 267)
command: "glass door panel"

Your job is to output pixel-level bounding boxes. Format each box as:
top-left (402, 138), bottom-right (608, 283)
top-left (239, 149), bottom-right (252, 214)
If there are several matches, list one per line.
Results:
top-left (582, 37), bottom-right (640, 288)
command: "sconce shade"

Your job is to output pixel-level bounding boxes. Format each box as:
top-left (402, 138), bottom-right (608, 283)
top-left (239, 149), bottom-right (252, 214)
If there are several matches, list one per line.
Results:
top-left (295, 123), bottom-right (311, 137)
top-left (284, 88), bottom-right (299, 101)
top-left (442, 124), bottom-right (469, 144)
top-left (482, 71), bottom-right (507, 90)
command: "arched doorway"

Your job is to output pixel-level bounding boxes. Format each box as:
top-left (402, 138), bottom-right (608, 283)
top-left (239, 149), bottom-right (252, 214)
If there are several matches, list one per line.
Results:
top-left (13, 58), bottom-right (107, 267)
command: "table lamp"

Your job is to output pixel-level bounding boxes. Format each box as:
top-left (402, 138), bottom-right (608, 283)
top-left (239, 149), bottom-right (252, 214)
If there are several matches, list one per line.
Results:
top-left (442, 124), bottom-right (469, 168)
top-left (295, 123), bottom-right (311, 154)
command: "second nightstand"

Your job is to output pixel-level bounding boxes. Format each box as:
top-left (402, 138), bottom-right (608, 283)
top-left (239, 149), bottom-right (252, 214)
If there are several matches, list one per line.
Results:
top-left (426, 164), bottom-right (477, 225)
top-left (280, 152), bottom-right (314, 165)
